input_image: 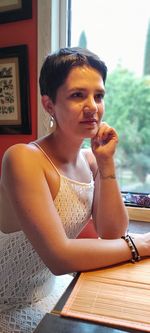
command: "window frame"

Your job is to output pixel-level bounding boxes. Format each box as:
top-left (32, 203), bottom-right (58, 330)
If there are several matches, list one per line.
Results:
top-left (37, 0), bottom-right (69, 137)
top-left (37, 0), bottom-right (150, 223)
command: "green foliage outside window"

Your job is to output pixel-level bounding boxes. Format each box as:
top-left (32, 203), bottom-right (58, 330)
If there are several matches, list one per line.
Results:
top-left (78, 22), bottom-right (150, 193)
top-left (82, 66), bottom-right (150, 192)
top-left (105, 66), bottom-right (150, 192)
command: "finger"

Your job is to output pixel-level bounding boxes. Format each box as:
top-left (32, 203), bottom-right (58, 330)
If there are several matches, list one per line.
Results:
top-left (103, 128), bottom-right (118, 144)
top-left (92, 123), bottom-right (109, 144)
top-left (96, 125), bottom-right (118, 145)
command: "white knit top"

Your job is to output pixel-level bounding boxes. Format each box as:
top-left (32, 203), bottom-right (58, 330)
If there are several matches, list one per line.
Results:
top-left (0, 144), bottom-right (94, 333)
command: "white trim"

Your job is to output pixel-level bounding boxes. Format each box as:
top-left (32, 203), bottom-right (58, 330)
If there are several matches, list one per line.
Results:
top-left (37, 0), bottom-right (51, 137)
top-left (51, 0), bottom-right (68, 51)
top-left (51, 0), bottom-right (60, 52)
top-left (37, 0), bottom-right (68, 137)
top-left (59, 0), bottom-right (69, 47)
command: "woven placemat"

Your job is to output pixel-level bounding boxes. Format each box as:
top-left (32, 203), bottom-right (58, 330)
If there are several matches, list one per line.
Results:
top-left (61, 259), bottom-right (150, 331)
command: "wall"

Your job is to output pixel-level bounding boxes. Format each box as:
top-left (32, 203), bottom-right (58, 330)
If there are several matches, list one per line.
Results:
top-left (78, 219), bottom-right (98, 239)
top-left (0, 0), bottom-right (37, 171)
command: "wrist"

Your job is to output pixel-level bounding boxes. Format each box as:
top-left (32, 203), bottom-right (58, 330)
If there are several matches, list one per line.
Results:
top-left (121, 234), bottom-right (141, 263)
top-left (100, 173), bottom-right (116, 180)
top-left (133, 234), bottom-right (149, 258)
top-left (98, 158), bottom-right (116, 179)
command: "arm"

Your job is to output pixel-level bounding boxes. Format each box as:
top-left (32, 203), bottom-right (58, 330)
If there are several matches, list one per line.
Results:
top-left (91, 122), bottom-right (129, 238)
top-left (1, 144), bottom-right (150, 276)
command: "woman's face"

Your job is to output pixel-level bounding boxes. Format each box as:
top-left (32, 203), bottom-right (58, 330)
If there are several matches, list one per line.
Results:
top-left (52, 65), bottom-right (105, 139)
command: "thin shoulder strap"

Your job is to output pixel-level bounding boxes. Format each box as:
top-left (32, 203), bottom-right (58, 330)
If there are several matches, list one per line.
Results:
top-left (31, 142), bottom-right (61, 176)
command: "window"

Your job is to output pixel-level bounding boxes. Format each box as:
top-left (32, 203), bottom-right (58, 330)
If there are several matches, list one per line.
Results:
top-left (38, 0), bottom-right (150, 221)
top-left (69, 0), bottom-right (150, 219)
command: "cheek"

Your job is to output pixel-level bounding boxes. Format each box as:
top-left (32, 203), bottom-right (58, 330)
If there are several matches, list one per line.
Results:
top-left (99, 103), bottom-right (105, 117)
top-left (66, 104), bottom-right (82, 119)
top-left (102, 106), bottom-right (105, 116)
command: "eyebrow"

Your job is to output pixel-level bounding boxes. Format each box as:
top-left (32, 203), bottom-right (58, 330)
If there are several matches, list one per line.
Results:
top-left (68, 87), bottom-right (105, 94)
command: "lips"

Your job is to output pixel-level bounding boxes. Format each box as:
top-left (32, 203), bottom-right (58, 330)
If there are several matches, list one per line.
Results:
top-left (80, 119), bottom-right (97, 124)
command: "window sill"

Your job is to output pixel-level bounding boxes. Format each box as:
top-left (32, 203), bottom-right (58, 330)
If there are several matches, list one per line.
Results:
top-left (127, 206), bottom-right (150, 222)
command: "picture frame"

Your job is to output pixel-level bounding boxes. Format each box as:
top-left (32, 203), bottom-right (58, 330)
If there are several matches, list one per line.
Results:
top-left (0, 0), bottom-right (32, 24)
top-left (0, 44), bottom-right (31, 134)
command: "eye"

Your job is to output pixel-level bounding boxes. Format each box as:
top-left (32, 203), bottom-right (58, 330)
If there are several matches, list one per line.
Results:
top-left (70, 91), bottom-right (84, 98)
top-left (95, 93), bottom-right (105, 102)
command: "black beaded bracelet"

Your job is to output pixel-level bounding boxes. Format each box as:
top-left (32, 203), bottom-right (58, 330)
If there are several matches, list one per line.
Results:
top-left (121, 234), bottom-right (141, 263)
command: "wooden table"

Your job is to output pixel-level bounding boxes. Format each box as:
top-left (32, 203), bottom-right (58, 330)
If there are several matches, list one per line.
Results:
top-left (33, 221), bottom-right (150, 333)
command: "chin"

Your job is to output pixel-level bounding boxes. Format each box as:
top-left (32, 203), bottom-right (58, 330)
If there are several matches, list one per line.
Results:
top-left (86, 129), bottom-right (98, 138)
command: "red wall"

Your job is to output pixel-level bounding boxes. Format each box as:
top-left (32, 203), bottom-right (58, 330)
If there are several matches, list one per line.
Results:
top-left (0, 0), bottom-right (37, 172)
top-left (78, 219), bottom-right (98, 239)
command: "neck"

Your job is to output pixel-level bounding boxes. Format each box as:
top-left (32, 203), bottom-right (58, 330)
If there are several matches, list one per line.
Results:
top-left (47, 131), bottom-right (83, 163)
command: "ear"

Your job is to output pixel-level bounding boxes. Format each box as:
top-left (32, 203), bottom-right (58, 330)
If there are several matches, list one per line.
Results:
top-left (41, 95), bottom-right (54, 115)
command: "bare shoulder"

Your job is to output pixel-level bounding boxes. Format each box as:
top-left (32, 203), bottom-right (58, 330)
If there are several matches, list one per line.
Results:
top-left (81, 148), bottom-right (98, 178)
top-left (2, 143), bottom-right (37, 167)
top-left (1, 143), bottom-right (42, 183)
top-left (3, 143), bottom-right (36, 160)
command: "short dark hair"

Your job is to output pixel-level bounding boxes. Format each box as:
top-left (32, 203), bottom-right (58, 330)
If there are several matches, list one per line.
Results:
top-left (39, 47), bottom-right (107, 103)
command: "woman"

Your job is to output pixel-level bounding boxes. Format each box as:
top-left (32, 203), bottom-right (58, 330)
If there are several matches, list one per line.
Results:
top-left (0, 47), bottom-right (150, 333)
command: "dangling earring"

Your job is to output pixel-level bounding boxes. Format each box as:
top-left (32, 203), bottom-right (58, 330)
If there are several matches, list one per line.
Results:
top-left (49, 115), bottom-right (54, 128)
top-left (49, 115), bottom-right (56, 132)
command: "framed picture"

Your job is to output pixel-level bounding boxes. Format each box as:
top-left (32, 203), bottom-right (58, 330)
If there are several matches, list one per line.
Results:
top-left (0, 0), bottom-right (32, 24)
top-left (0, 45), bottom-right (31, 134)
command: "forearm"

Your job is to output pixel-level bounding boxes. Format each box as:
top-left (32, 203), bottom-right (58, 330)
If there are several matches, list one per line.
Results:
top-left (93, 158), bottom-right (129, 238)
top-left (54, 237), bottom-right (133, 275)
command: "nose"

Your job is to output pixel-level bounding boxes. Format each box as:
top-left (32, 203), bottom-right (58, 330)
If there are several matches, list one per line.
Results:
top-left (83, 97), bottom-right (98, 116)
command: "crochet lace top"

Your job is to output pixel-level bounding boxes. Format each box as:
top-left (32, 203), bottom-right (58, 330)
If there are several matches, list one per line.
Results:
top-left (0, 143), bottom-right (94, 333)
